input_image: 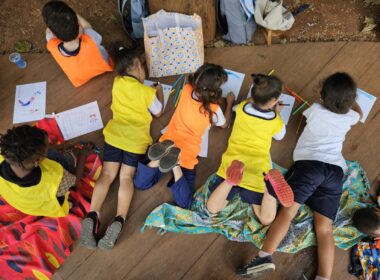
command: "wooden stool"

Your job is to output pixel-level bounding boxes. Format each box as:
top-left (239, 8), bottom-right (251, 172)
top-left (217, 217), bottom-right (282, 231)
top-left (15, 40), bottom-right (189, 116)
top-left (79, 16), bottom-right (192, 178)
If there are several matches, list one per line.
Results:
top-left (261, 28), bottom-right (285, 46)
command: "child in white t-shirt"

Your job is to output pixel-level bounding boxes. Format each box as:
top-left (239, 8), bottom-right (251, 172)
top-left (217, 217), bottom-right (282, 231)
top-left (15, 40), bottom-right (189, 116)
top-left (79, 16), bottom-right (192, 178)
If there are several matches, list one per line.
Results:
top-left (237, 72), bottom-right (363, 280)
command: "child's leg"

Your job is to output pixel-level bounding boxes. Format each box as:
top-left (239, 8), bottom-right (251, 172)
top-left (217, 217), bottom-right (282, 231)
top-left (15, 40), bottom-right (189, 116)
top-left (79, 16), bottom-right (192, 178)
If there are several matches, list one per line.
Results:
top-left (206, 180), bottom-right (232, 214)
top-left (168, 166), bottom-right (195, 209)
top-left (252, 192), bottom-right (277, 226)
top-left (313, 212), bottom-right (335, 279)
top-left (207, 160), bottom-right (244, 214)
top-left (116, 164), bottom-right (136, 218)
top-left (261, 202), bottom-right (301, 253)
top-left (133, 160), bottom-right (163, 190)
top-left (90, 161), bottom-right (120, 213)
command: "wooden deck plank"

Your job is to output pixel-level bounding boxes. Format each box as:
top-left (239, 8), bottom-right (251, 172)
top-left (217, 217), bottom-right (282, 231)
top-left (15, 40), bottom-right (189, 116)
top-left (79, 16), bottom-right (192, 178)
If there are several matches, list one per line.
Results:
top-left (0, 42), bottom-right (378, 280)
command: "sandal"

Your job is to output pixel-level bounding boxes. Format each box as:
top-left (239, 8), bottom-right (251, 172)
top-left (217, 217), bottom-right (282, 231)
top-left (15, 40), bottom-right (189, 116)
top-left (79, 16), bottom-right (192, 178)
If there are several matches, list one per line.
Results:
top-left (148, 140), bottom-right (175, 161)
top-left (226, 160), bottom-right (244, 186)
top-left (158, 147), bottom-right (181, 173)
top-left (264, 169), bottom-right (294, 207)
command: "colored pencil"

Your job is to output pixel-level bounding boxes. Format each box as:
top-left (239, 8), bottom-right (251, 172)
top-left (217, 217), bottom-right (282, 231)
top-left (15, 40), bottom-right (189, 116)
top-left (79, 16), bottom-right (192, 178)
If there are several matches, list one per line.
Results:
top-left (292, 101), bottom-right (308, 115)
top-left (267, 69), bottom-right (275, 76)
top-left (285, 85), bottom-right (311, 106)
top-left (296, 115), bottom-right (304, 134)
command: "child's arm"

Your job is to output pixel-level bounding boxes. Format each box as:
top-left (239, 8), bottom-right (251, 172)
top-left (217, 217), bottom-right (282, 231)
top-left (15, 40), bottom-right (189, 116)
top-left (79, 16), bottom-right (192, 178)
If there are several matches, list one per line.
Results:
top-left (152, 84), bottom-right (164, 117)
top-left (77, 14), bottom-right (93, 29)
top-left (220, 92), bottom-right (235, 128)
top-left (351, 101), bottom-right (364, 121)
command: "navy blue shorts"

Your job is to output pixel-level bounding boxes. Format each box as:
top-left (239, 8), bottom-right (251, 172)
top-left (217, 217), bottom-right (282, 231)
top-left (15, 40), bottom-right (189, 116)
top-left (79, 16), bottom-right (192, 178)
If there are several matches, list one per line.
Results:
top-left (285, 160), bottom-right (344, 220)
top-left (103, 142), bottom-right (147, 167)
top-left (208, 175), bottom-right (264, 205)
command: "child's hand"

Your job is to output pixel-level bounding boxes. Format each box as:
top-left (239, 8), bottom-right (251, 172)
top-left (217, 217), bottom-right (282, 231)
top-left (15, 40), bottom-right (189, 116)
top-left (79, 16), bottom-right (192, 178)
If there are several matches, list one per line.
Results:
top-left (274, 101), bottom-right (284, 113)
top-left (226, 92), bottom-right (235, 104)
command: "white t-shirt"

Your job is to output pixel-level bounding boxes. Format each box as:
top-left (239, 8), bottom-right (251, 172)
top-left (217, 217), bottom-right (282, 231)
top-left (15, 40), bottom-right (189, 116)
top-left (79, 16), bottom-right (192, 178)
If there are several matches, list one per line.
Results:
top-left (148, 96), bottom-right (163, 115)
top-left (293, 103), bottom-right (360, 173)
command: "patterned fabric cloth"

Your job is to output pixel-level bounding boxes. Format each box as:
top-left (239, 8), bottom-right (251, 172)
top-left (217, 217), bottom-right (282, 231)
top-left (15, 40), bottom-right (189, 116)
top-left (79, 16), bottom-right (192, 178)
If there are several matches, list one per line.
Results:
top-left (0, 152), bottom-right (102, 279)
top-left (143, 161), bottom-right (373, 253)
top-left (353, 241), bottom-right (380, 280)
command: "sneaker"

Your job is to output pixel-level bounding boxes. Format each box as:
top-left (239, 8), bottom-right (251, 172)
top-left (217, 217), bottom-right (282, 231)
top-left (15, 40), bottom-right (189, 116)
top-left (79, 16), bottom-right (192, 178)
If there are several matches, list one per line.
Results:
top-left (148, 140), bottom-right (175, 161)
top-left (226, 160), bottom-right (244, 186)
top-left (80, 211), bottom-right (99, 249)
top-left (97, 216), bottom-right (125, 250)
top-left (236, 255), bottom-right (275, 277)
top-left (158, 147), bottom-right (181, 173)
top-left (264, 169), bottom-right (294, 208)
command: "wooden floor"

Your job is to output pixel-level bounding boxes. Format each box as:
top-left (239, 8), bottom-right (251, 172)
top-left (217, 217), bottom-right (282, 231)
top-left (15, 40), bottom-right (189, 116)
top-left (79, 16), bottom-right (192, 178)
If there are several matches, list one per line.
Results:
top-left (1, 42), bottom-right (379, 280)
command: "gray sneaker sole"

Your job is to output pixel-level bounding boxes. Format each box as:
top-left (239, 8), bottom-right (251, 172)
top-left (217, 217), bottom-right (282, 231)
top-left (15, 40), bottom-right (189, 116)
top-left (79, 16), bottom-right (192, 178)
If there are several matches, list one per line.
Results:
top-left (98, 221), bottom-right (123, 250)
top-left (148, 140), bottom-right (175, 161)
top-left (80, 218), bottom-right (97, 249)
top-left (158, 147), bottom-right (181, 173)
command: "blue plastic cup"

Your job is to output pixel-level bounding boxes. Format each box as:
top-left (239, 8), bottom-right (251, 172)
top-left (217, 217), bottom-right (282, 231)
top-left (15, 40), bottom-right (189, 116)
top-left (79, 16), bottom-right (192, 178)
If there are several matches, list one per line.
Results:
top-left (9, 52), bottom-right (27, 69)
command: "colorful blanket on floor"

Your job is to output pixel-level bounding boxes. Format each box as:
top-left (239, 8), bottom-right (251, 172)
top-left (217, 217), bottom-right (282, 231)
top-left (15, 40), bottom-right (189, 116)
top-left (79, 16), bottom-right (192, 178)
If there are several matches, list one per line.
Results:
top-left (143, 161), bottom-right (374, 253)
top-left (0, 153), bottom-right (101, 279)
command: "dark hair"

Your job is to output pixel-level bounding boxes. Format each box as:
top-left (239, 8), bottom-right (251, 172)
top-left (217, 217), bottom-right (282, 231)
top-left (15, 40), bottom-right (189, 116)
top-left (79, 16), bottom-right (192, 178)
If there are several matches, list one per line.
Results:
top-left (352, 207), bottom-right (380, 237)
top-left (188, 63), bottom-right (228, 123)
top-left (0, 125), bottom-right (48, 167)
top-left (320, 72), bottom-right (357, 114)
top-left (42, 1), bottom-right (79, 42)
top-left (250, 74), bottom-right (282, 106)
top-left (109, 43), bottom-right (142, 76)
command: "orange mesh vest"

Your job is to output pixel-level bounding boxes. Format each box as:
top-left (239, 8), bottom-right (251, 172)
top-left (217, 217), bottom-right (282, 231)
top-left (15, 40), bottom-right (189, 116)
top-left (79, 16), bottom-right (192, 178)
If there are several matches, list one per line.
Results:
top-left (160, 84), bottom-right (219, 169)
top-left (47, 34), bottom-right (112, 87)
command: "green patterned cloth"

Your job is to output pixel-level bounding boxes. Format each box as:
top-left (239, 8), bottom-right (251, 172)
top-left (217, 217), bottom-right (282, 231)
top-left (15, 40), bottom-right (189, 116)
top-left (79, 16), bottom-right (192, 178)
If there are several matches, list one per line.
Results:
top-left (142, 161), bottom-right (374, 253)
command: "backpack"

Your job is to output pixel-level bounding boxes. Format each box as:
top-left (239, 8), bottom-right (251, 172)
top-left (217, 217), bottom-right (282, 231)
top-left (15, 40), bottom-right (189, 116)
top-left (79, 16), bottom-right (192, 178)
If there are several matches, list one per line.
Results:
top-left (118, 0), bottom-right (148, 40)
top-left (216, 0), bottom-right (257, 44)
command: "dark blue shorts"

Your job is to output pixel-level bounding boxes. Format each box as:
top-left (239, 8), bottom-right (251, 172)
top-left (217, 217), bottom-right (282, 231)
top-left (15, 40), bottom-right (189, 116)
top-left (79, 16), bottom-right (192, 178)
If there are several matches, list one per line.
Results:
top-left (285, 160), bottom-right (344, 220)
top-left (208, 175), bottom-right (264, 205)
top-left (103, 142), bottom-right (147, 167)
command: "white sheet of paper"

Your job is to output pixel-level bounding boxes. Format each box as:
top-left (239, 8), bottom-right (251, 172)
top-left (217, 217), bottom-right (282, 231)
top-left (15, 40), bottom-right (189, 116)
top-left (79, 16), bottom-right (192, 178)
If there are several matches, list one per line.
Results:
top-left (160, 126), bottom-right (209, 158)
top-left (144, 80), bottom-right (173, 110)
top-left (220, 69), bottom-right (245, 99)
top-left (246, 85), bottom-right (295, 125)
top-left (55, 101), bottom-right (104, 140)
top-left (13, 81), bottom-right (46, 124)
top-left (356, 88), bottom-right (377, 123)
top-left (278, 93), bottom-right (296, 125)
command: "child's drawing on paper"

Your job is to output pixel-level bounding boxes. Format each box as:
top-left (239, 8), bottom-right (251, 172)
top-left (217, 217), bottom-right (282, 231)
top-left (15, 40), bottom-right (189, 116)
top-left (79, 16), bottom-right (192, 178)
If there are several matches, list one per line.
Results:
top-left (13, 82), bottom-right (46, 124)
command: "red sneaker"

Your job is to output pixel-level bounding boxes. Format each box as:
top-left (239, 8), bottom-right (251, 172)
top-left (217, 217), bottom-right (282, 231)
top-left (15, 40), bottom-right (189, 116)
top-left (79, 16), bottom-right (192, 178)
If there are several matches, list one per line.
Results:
top-left (226, 160), bottom-right (245, 186)
top-left (264, 169), bottom-right (294, 207)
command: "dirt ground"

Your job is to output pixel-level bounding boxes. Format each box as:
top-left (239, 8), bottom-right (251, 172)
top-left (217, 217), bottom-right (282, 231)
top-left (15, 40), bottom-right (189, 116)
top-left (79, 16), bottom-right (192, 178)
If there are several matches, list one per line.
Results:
top-left (0, 0), bottom-right (379, 54)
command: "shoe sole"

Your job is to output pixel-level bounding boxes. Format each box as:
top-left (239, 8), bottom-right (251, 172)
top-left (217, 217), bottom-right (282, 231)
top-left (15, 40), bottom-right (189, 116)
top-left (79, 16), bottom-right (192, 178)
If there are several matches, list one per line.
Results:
top-left (148, 140), bottom-right (175, 161)
top-left (239, 263), bottom-right (275, 278)
top-left (80, 218), bottom-right (97, 249)
top-left (226, 160), bottom-right (244, 185)
top-left (98, 221), bottom-right (123, 250)
top-left (265, 169), bottom-right (294, 208)
top-left (158, 147), bottom-right (181, 173)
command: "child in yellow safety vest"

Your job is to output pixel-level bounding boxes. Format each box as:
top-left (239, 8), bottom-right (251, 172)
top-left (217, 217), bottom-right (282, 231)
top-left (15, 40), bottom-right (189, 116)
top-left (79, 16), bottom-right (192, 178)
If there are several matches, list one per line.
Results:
top-left (42, 1), bottom-right (112, 87)
top-left (207, 74), bottom-right (294, 225)
top-left (0, 125), bottom-right (86, 217)
top-left (80, 44), bottom-right (164, 250)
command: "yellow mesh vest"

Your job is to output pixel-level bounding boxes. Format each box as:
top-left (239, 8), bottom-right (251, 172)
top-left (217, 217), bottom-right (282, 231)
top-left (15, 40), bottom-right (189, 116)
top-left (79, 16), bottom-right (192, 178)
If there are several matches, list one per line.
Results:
top-left (103, 76), bottom-right (156, 154)
top-left (0, 155), bottom-right (68, 217)
top-left (217, 101), bottom-right (284, 192)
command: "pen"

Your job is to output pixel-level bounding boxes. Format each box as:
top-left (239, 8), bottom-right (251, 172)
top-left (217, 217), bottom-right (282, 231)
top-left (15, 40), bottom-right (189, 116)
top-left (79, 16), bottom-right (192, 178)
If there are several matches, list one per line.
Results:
top-left (279, 103), bottom-right (290, 106)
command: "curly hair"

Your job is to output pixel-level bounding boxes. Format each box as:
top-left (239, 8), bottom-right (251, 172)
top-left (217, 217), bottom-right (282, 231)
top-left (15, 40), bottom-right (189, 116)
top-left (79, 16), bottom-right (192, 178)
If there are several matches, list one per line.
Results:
top-left (188, 63), bottom-right (228, 123)
top-left (0, 125), bottom-right (48, 167)
top-left (108, 42), bottom-right (142, 76)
